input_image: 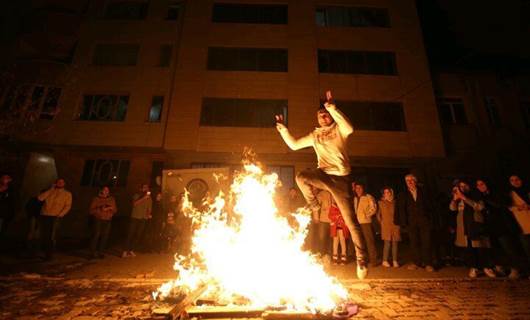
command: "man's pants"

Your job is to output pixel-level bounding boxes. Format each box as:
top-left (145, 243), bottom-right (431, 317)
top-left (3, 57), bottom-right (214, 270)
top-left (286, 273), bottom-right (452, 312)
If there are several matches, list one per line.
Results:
top-left (126, 218), bottom-right (146, 252)
top-left (90, 219), bottom-right (111, 254)
top-left (296, 168), bottom-right (367, 264)
top-left (314, 221), bottom-right (331, 256)
top-left (40, 215), bottom-right (58, 259)
top-left (26, 216), bottom-right (40, 251)
top-left (408, 223), bottom-right (432, 266)
top-left (360, 223), bottom-right (378, 264)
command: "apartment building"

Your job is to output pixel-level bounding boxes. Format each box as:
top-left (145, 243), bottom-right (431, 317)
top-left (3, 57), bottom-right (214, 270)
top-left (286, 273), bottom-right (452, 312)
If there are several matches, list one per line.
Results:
top-left (0, 0), bottom-right (445, 235)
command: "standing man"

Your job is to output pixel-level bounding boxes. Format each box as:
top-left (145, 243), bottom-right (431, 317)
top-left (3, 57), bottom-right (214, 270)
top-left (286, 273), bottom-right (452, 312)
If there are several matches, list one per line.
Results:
top-left (89, 186), bottom-right (117, 259)
top-left (275, 90), bottom-right (368, 279)
top-left (38, 178), bottom-right (72, 260)
top-left (0, 174), bottom-right (16, 241)
top-left (395, 174), bottom-right (435, 272)
top-left (123, 184), bottom-right (152, 258)
top-left (353, 182), bottom-right (378, 266)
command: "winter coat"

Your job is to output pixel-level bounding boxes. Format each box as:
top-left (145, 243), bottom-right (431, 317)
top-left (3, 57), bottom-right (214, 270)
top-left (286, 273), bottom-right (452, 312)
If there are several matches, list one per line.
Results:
top-left (395, 188), bottom-right (432, 227)
top-left (328, 204), bottom-right (349, 238)
top-left (450, 197), bottom-right (490, 248)
top-left (38, 188), bottom-right (72, 217)
top-left (377, 200), bottom-right (401, 241)
top-left (354, 194), bottom-right (376, 224)
top-left (90, 196), bottom-right (117, 220)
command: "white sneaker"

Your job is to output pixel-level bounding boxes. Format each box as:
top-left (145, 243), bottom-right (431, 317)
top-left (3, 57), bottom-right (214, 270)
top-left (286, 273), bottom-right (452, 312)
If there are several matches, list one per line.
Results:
top-left (382, 261), bottom-right (391, 268)
top-left (121, 251), bottom-right (129, 258)
top-left (483, 268), bottom-right (496, 278)
top-left (356, 264), bottom-right (368, 280)
top-left (508, 268), bottom-right (520, 279)
top-left (393, 261), bottom-right (400, 268)
top-left (129, 251), bottom-right (136, 257)
top-left (468, 268), bottom-right (478, 278)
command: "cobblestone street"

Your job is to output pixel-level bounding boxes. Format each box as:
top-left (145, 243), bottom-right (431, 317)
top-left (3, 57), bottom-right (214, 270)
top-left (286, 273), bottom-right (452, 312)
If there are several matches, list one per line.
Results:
top-left (1, 254), bottom-right (529, 320)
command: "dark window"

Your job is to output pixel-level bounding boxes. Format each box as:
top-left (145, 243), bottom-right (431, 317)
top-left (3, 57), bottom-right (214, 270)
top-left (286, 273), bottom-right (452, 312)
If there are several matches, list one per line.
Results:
top-left (167, 1), bottom-right (182, 20)
top-left (212, 3), bottom-right (287, 24)
top-left (104, 1), bottom-right (148, 20)
top-left (148, 96), bottom-right (164, 122)
top-left (159, 45), bottom-right (172, 67)
top-left (316, 6), bottom-right (390, 27)
top-left (484, 97), bottom-right (501, 127)
top-left (318, 50), bottom-right (397, 75)
top-left (92, 44), bottom-right (139, 66)
top-left (79, 94), bottom-right (129, 121)
top-left (208, 47), bottom-right (288, 72)
top-left (0, 85), bottom-right (61, 120)
top-left (521, 100), bottom-right (530, 128)
top-left (437, 98), bottom-right (467, 125)
top-left (81, 159), bottom-right (130, 187)
top-left (200, 98), bottom-right (287, 128)
top-left (334, 101), bottom-right (406, 131)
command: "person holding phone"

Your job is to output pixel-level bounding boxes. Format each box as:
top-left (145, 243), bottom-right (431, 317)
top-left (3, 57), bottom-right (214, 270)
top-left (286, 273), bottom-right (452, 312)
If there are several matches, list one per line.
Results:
top-left (275, 90), bottom-right (368, 279)
top-left (123, 184), bottom-right (152, 258)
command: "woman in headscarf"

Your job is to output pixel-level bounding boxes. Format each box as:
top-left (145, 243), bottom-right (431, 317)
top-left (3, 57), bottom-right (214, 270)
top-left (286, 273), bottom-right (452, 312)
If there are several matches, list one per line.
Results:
top-left (476, 178), bottom-right (520, 279)
top-left (450, 179), bottom-right (496, 278)
top-left (377, 187), bottom-right (401, 268)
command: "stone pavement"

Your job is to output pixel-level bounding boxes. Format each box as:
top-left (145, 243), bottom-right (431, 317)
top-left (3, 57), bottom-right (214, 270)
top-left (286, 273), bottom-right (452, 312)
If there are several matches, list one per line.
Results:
top-left (1, 253), bottom-right (529, 319)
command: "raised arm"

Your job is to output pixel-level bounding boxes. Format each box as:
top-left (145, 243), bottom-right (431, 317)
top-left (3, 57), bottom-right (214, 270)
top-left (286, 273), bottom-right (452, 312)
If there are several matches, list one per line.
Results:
top-left (275, 115), bottom-right (312, 150)
top-left (324, 90), bottom-right (353, 137)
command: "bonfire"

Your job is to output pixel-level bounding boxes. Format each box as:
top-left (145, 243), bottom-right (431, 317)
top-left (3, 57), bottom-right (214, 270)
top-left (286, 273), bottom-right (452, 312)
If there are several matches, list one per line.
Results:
top-left (154, 151), bottom-right (351, 316)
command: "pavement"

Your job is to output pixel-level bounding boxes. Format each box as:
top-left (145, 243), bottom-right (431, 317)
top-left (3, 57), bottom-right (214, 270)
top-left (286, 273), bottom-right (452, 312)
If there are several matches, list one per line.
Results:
top-left (1, 248), bottom-right (530, 320)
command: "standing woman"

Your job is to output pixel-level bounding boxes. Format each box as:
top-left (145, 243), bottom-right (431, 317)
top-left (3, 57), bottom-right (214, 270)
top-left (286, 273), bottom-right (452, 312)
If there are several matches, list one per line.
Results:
top-left (377, 187), bottom-right (401, 268)
top-left (89, 186), bottom-right (117, 259)
top-left (507, 175), bottom-right (530, 274)
top-left (450, 180), bottom-right (496, 278)
top-left (476, 178), bottom-right (521, 279)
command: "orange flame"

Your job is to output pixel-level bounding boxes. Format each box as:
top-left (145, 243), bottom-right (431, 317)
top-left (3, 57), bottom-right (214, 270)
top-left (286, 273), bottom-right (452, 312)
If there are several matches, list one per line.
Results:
top-left (154, 161), bottom-right (347, 313)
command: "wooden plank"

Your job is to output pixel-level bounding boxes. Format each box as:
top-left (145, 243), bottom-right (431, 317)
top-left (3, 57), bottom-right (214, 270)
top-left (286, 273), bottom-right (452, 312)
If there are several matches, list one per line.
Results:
top-left (167, 284), bottom-right (209, 320)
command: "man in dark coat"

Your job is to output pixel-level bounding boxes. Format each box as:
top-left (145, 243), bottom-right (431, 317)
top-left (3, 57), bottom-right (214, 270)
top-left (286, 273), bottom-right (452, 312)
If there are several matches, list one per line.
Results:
top-left (395, 174), bottom-right (435, 272)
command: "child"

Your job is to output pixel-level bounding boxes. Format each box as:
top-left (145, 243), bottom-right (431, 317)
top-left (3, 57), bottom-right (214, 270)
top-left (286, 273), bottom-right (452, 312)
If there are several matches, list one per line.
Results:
top-left (329, 198), bottom-right (349, 264)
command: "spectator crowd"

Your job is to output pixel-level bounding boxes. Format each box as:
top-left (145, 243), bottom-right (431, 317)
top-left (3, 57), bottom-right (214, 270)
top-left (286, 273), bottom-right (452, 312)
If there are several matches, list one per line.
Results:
top-left (0, 170), bottom-right (529, 280)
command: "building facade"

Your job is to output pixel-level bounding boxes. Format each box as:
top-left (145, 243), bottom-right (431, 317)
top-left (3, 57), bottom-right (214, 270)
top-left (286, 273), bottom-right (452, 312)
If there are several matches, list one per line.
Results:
top-left (1, 0), bottom-right (448, 236)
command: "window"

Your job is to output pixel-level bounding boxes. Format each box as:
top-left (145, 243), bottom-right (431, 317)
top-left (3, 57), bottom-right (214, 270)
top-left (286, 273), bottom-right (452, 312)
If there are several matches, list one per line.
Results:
top-left (104, 1), bottom-right (148, 20)
top-left (521, 100), bottom-right (530, 128)
top-left (318, 50), bottom-right (397, 75)
top-left (92, 44), bottom-right (140, 66)
top-left (212, 3), bottom-right (287, 24)
top-left (316, 6), bottom-right (390, 28)
top-left (200, 98), bottom-right (287, 128)
top-left (208, 47), bottom-right (288, 72)
top-left (331, 101), bottom-right (406, 131)
top-left (159, 45), bottom-right (173, 67)
top-left (0, 84), bottom-right (61, 120)
top-left (81, 159), bottom-right (130, 187)
top-left (148, 96), bottom-right (164, 122)
top-left (167, 1), bottom-right (182, 20)
top-left (78, 94), bottom-right (129, 121)
top-left (484, 97), bottom-right (501, 127)
top-left (437, 98), bottom-right (468, 125)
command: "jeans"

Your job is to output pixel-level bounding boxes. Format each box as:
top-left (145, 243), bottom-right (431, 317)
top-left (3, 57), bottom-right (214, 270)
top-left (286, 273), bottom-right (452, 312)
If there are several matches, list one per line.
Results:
top-left (360, 223), bottom-right (378, 264)
top-left (408, 222), bottom-right (432, 266)
top-left (126, 218), bottom-right (146, 252)
top-left (40, 215), bottom-right (58, 259)
top-left (296, 168), bottom-right (367, 264)
top-left (90, 218), bottom-right (111, 254)
top-left (383, 240), bottom-right (398, 262)
top-left (314, 221), bottom-right (331, 256)
top-left (26, 216), bottom-right (40, 251)
top-left (465, 238), bottom-right (493, 269)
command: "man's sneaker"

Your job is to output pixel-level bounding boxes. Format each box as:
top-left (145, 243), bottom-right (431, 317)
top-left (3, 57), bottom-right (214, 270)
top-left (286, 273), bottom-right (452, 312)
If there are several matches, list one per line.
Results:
top-left (468, 268), bottom-right (478, 278)
top-left (356, 263), bottom-right (368, 280)
top-left (425, 265), bottom-right (435, 272)
top-left (129, 251), bottom-right (136, 257)
top-left (508, 268), bottom-right (520, 279)
top-left (483, 268), bottom-right (496, 278)
top-left (121, 251), bottom-right (129, 258)
top-left (382, 261), bottom-right (391, 268)
top-left (407, 263), bottom-right (419, 271)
